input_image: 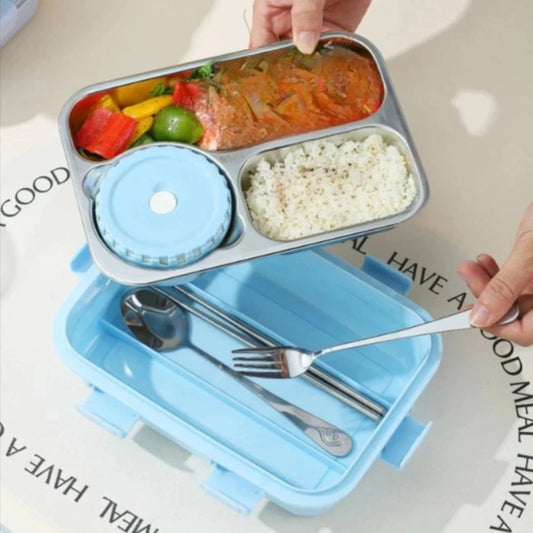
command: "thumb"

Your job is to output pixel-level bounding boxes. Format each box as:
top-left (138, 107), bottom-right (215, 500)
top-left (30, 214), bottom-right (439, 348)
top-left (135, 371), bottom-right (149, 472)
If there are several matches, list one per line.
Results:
top-left (292, 0), bottom-right (326, 54)
top-left (470, 224), bottom-right (533, 328)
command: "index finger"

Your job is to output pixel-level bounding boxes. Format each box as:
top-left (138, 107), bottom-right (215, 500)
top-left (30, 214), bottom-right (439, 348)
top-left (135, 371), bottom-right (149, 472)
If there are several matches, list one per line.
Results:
top-left (249, 22), bottom-right (280, 49)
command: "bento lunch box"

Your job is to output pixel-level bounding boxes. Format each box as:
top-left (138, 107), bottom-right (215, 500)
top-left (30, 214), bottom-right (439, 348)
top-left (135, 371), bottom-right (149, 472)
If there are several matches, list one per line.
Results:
top-left (58, 32), bottom-right (430, 286)
top-left (54, 246), bottom-right (442, 516)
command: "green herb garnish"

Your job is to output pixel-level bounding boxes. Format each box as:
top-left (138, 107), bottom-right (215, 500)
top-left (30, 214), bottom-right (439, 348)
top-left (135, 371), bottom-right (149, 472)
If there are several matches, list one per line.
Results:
top-left (187, 60), bottom-right (215, 80)
top-left (150, 82), bottom-right (173, 97)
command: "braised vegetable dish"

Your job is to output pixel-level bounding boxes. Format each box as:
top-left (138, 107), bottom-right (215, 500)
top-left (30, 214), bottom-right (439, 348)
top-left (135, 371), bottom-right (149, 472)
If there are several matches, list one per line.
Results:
top-left (70, 44), bottom-right (383, 159)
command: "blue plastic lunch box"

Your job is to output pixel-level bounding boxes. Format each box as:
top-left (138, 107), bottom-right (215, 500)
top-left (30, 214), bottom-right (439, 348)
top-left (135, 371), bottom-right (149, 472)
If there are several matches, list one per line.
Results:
top-left (53, 245), bottom-right (442, 516)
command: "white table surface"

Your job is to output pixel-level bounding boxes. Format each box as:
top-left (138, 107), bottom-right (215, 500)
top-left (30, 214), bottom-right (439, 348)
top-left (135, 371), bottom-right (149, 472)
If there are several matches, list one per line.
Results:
top-left (1, 1), bottom-right (532, 532)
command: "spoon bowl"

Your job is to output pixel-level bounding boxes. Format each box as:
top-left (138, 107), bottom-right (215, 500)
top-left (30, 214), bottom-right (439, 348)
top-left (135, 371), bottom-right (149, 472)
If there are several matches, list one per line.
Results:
top-left (121, 289), bottom-right (187, 350)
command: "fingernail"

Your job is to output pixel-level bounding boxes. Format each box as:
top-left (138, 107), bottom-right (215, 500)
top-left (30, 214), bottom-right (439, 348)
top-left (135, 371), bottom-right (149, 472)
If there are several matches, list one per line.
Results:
top-left (470, 302), bottom-right (492, 327)
top-left (295, 31), bottom-right (318, 54)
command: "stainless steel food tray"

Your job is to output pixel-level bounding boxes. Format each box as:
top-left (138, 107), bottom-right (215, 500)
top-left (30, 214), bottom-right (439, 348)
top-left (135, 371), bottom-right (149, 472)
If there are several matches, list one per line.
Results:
top-left (58, 32), bottom-right (429, 286)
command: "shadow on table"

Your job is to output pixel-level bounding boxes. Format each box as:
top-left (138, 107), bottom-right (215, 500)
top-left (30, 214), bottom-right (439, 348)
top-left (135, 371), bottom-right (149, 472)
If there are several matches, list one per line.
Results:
top-left (0, 0), bottom-right (214, 127)
top-left (383, 0), bottom-right (533, 246)
top-left (132, 425), bottom-right (194, 474)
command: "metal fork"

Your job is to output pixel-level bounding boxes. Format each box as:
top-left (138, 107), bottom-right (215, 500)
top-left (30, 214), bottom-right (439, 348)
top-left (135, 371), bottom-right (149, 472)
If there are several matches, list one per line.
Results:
top-left (174, 286), bottom-right (386, 419)
top-left (232, 305), bottom-right (520, 378)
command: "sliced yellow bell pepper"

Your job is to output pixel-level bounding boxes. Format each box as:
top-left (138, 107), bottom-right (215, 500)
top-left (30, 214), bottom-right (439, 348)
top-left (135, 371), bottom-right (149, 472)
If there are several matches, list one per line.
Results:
top-left (98, 94), bottom-right (120, 112)
top-left (122, 95), bottom-right (173, 120)
top-left (112, 77), bottom-right (167, 107)
top-left (129, 116), bottom-right (154, 145)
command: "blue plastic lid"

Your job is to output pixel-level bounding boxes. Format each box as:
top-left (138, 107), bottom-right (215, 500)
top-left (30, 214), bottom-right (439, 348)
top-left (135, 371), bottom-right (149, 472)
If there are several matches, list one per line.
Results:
top-left (93, 145), bottom-right (232, 269)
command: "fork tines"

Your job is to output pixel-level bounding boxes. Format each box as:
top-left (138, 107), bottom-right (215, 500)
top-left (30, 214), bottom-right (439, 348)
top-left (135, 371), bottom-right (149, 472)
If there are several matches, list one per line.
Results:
top-left (231, 347), bottom-right (286, 377)
top-left (232, 355), bottom-right (278, 362)
top-left (233, 361), bottom-right (281, 369)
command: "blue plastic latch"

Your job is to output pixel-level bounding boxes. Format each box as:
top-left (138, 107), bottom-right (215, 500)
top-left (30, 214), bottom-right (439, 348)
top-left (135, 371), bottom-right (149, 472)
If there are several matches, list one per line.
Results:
top-left (202, 464), bottom-right (263, 514)
top-left (70, 245), bottom-right (92, 274)
top-left (78, 388), bottom-right (139, 438)
top-left (380, 416), bottom-right (431, 470)
top-left (361, 254), bottom-right (412, 295)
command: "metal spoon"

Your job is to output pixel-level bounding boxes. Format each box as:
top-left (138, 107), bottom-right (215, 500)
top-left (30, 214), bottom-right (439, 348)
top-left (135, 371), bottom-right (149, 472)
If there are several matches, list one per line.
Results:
top-left (120, 288), bottom-right (354, 457)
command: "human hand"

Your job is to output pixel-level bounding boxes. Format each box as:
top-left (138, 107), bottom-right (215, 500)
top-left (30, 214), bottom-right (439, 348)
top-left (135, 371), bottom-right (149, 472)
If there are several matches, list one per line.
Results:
top-left (249, 0), bottom-right (372, 54)
top-left (457, 202), bottom-right (533, 346)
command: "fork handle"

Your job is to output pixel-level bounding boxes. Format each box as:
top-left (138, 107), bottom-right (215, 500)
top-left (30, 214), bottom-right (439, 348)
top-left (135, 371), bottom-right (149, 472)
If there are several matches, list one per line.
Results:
top-left (319, 305), bottom-right (519, 357)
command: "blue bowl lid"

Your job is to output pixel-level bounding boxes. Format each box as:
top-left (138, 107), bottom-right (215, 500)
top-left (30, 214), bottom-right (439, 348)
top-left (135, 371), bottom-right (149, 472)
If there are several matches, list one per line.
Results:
top-left (93, 145), bottom-right (232, 269)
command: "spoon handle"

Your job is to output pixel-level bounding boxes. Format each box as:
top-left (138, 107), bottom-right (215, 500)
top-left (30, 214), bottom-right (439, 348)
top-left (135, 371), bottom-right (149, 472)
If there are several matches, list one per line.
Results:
top-left (157, 289), bottom-right (353, 458)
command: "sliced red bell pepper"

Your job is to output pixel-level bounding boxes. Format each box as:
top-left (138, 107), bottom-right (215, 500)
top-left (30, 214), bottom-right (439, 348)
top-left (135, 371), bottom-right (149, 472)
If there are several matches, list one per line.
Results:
top-left (69, 91), bottom-right (110, 132)
top-left (76, 108), bottom-right (138, 159)
top-left (172, 80), bottom-right (201, 111)
top-left (75, 107), bottom-right (113, 149)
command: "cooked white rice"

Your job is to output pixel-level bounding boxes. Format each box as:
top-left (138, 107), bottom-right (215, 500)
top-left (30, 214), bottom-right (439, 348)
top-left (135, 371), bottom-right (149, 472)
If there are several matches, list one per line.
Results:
top-left (244, 134), bottom-right (417, 241)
